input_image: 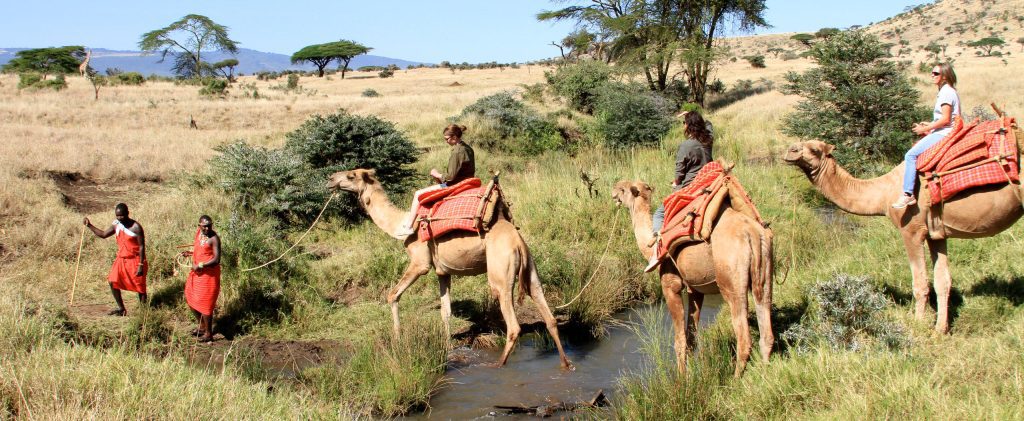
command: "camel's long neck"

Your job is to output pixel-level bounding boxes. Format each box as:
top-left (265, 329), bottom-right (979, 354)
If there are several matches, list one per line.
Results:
top-left (627, 198), bottom-right (656, 260)
top-left (358, 185), bottom-right (407, 238)
top-left (811, 158), bottom-right (903, 216)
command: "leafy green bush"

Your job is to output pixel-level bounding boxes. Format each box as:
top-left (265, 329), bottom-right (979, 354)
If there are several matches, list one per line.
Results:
top-left (37, 74), bottom-right (67, 91)
top-left (520, 82), bottom-right (546, 103)
top-left (361, 88), bottom-right (381, 97)
top-left (453, 91), bottom-right (563, 155)
top-left (781, 273), bottom-right (909, 353)
top-left (782, 30), bottom-right (929, 175)
top-left (378, 68), bottom-right (394, 78)
top-left (116, 72), bottom-right (145, 85)
top-left (743, 54), bottom-right (767, 68)
top-left (17, 73), bottom-right (42, 89)
top-left (591, 82), bottom-right (674, 149)
top-left (199, 79), bottom-right (228, 97)
top-left (544, 60), bottom-right (613, 113)
top-left (287, 74), bottom-right (299, 90)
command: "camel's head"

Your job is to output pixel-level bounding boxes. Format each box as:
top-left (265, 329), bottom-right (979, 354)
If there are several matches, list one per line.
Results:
top-left (328, 169), bottom-right (378, 193)
top-left (611, 180), bottom-right (653, 207)
top-left (783, 140), bottom-right (835, 173)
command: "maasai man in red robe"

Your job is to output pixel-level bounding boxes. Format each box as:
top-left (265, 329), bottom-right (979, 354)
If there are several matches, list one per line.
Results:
top-left (83, 202), bottom-right (147, 316)
top-left (181, 215), bottom-right (221, 342)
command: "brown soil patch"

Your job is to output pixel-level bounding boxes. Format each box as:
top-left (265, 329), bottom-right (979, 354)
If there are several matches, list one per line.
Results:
top-left (325, 280), bottom-right (363, 306)
top-left (185, 337), bottom-right (349, 378)
top-left (447, 81), bottom-right (463, 87)
top-left (41, 171), bottom-right (160, 214)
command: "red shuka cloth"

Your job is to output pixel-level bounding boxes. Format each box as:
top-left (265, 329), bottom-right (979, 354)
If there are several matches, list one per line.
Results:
top-left (108, 224), bottom-right (147, 293)
top-left (185, 228), bottom-right (221, 316)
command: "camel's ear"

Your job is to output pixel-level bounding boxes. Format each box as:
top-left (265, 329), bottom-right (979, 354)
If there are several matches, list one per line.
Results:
top-left (629, 185), bottom-right (640, 197)
top-left (820, 143), bottom-right (835, 157)
top-left (360, 169), bottom-right (376, 183)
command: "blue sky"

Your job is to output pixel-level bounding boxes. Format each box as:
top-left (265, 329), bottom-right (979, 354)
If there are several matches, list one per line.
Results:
top-left (0, 1), bottom-right (926, 63)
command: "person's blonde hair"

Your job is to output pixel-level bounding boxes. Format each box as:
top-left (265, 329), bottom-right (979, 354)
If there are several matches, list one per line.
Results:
top-left (936, 63), bottom-right (957, 88)
top-left (443, 124), bottom-right (467, 139)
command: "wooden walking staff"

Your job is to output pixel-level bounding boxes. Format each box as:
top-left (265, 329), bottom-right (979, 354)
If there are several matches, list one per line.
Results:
top-left (69, 224), bottom-right (86, 307)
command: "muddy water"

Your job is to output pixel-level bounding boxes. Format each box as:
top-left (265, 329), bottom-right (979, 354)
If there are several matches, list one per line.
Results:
top-left (412, 295), bottom-right (722, 420)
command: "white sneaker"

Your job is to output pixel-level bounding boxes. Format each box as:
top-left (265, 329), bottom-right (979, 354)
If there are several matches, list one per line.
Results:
top-left (393, 224), bottom-right (416, 240)
top-left (891, 194), bottom-right (917, 209)
top-left (644, 253), bottom-right (661, 273)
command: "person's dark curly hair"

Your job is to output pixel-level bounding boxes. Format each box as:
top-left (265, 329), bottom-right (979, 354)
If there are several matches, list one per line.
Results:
top-left (683, 111), bottom-right (713, 147)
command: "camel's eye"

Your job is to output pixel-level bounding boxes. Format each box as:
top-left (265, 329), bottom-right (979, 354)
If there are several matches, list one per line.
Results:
top-left (346, 174), bottom-right (355, 180)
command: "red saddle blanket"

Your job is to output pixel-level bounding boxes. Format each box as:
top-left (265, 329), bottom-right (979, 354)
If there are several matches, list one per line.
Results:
top-left (415, 178), bottom-right (485, 241)
top-left (656, 162), bottom-right (764, 259)
top-left (916, 117), bottom-right (1019, 203)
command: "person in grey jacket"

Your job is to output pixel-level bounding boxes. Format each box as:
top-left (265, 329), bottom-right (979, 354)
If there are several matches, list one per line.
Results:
top-left (648, 111), bottom-right (714, 271)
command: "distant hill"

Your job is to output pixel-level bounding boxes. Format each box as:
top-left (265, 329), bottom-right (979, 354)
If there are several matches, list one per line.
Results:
top-left (722, 0), bottom-right (1024, 63)
top-left (0, 47), bottom-right (430, 76)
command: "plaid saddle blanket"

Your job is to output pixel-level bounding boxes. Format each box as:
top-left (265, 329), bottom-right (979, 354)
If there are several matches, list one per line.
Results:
top-left (916, 116), bottom-right (1019, 203)
top-left (656, 161), bottom-right (764, 259)
top-left (415, 178), bottom-right (486, 241)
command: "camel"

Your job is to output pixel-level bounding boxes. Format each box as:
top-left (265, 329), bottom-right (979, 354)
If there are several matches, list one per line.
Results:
top-left (611, 180), bottom-right (774, 376)
top-left (328, 169), bottom-right (572, 369)
top-left (783, 140), bottom-right (1024, 333)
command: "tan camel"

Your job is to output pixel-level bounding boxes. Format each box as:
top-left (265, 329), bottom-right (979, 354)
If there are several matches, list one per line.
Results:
top-left (328, 169), bottom-right (572, 369)
top-left (783, 140), bottom-right (1023, 333)
top-left (611, 180), bottom-right (774, 377)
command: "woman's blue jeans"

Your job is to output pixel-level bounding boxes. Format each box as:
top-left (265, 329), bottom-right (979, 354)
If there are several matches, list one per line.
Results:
top-left (902, 129), bottom-right (950, 194)
top-left (652, 205), bottom-right (665, 234)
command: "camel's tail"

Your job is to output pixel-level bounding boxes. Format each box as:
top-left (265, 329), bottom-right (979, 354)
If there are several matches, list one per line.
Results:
top-left (751, 225), bottom-right (774, 302)
top-left (514, 239), bottom-right (534, 306)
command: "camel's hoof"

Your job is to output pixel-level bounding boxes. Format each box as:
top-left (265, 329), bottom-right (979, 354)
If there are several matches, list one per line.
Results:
top-left (561, 362), bottom-right (576, 371)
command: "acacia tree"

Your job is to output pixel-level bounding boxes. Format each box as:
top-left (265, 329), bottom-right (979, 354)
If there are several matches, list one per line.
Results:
top-left (538, 0), bottom-right (767, 106)
top-left (139, 14), bottom-right (238, 78)
top-left (291, 40), bottom-right (371, 78)
top-left (968, 37), bottom-right (1006, 56)
top-left (1, 46), bottom-right (86, 79)
top-left (782, 31), bottom-right (928, 174)
top-left (211, 58), bottom-right (239, 81)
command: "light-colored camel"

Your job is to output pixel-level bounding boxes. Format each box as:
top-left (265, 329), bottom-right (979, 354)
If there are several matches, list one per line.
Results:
top-left (612, 180), bottom-right (774, 377)
top-left (784, 140), bottom-right (1023, 333)
top-left (328, 169), bottom-right (572, 369)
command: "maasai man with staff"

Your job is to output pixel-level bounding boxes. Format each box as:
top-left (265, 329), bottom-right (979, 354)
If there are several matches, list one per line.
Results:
top-left (83, 202), bottom-right (147, 316)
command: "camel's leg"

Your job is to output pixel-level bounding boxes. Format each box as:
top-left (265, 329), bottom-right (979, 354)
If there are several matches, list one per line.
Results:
top-left (684, 288), bottom-right (704, 353)
top-left (526, 258), bottom-right (573, 369)
top-left (492, 254), bottom-right (521, 367)
top-left (722, 286), bottom-right (752, 377)
top-left (928, 238), bottom-right (951, 334)
top-left (387, 262), bottom-right (430, 338)
top-left (901, 231), bottom-right (930, 321)
top-left (438, 274), bottom-right (452, 340)
top-left (661, 269), bottom-right (688, 374)
top-left (753, 280), bottom-right (774, 363)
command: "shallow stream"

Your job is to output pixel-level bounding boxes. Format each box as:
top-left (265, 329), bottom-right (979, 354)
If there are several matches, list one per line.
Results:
top-left (411, 295), bottom-right (723, 419)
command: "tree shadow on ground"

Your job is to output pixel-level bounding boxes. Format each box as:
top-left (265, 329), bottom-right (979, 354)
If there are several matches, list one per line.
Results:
top-left (216, 279), bottom-right (294, 340)
top-left (967, 275), bottom-right (1024, 306)
top-left (149, 279), bottom-right (184, 309)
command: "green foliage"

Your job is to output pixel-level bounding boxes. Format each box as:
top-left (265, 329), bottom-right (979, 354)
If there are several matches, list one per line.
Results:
top-left (198, 78), bottom-right (228, 97)
top-left (743, 54), bottom-right (766, 68)
top-left (519, 82), bottom-right (546, 103)
top-left (291, 40), bottom-right (371, 78)
top-left (17, 73), bottom-right (42, 89)
top-left (361, 88), bottom-right (381, 97)
top-left (378, 68), bottom-right (394, 78)
top-left (544, 60), bottom-right (613, 113)
top-left (967, 37), bottom-right (1007, 56)
top-left (454, 91), bottom-right (563, 155)
top-left (286, 74), bottom-right (299, 90)
top-left (791, 33), bottom-right (815, 47)
top-left (211, 58), bottom-right (239, 80)
top-left (815, 27), bottom-right (841, 39)
top-left (116, 72), bottom-right (145, 85)
top-left (211, 112), bottom-right (408, 224)
top-left (1, 46), bottom-right (85, 77)
top-left (591, 82), bottom-right (674, 149)
top-left (782, 274), bottom-right (910, 353)
top-left (138, 14), bottom-right (238, 78)
top-left (782, 30), bottom-right (929, 174)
